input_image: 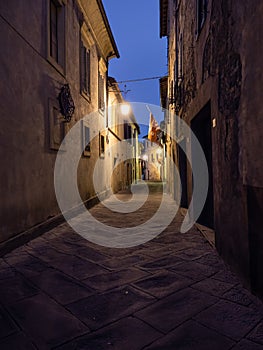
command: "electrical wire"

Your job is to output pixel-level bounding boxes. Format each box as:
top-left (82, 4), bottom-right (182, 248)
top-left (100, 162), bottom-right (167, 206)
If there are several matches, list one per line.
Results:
top-left (114, 76), bottom-right (165, 84)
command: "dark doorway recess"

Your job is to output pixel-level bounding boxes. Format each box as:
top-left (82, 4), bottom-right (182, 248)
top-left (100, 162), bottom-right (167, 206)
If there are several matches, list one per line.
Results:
top-left (191, 102), bottom-right (214, 229)
top-left (247, 185), bottom-right (263, 298)
top-left (178, 138), bottom-right (188, 208)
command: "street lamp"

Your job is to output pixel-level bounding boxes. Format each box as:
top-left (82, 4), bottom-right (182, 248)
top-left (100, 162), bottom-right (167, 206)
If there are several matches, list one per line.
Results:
top-left (120, 103), bottom-right (130, 116)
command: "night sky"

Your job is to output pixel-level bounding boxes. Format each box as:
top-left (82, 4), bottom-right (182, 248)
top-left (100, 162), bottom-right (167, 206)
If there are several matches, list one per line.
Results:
top-left (103, 0), bottom-right (167, 129)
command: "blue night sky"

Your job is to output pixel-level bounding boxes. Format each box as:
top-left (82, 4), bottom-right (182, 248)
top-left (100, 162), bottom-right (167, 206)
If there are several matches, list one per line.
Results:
top-left (103, 0), bottom-right (167, 125)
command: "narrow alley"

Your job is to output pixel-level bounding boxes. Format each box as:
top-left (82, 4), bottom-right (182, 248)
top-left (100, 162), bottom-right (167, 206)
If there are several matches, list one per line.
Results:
top-left (1, 0), bottom-right (263, 349)
top-left (0, 184), bottom-right (263, 349)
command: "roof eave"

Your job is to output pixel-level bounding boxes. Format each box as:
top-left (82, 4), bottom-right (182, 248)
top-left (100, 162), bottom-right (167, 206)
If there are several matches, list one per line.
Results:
top-left (97, 0), bottom-right (120, 59)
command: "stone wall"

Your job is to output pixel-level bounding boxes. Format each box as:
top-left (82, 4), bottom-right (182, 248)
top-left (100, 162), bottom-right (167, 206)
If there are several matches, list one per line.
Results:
top-left (162, 0), bottom-right (263, 296)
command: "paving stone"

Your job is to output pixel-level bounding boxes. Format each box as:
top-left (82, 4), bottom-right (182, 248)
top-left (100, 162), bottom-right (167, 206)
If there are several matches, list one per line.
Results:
top-left (94, 246), bottom-right (139, 258)
top-left (138, 241), bottom-right (165, 250)
top-left (50, 255), bottom-right (107, 280)
top-left (132, 271), bottom-right (193, 298)
top-left (213, 269), bottom-right (241, 284)
top-left (139, 256), bottom-right (184, 271)
top-left (57, 316), bottom-right (162, 350)
top-left (195, 253), bottom-right (225, 269)
top-left (249, 297), bottom-right (263, 314)
top-left (49, 238), bottom-right (87, 253)
top-left (191, 277), bottom-right (235, 297)
top-left (247, 321), bottom-right (263, 345)
top-left (74, 246), bottom-right (109, 262)
top-left (0, 332), bottom-right (36, 349)
top-left (53, 230), bottom-right (85, 243)
top-left (31, 269), bottom-right (94, 305)
top-left (152, 234), bottom-right (185, 245)
top-left (67, 285), bottom-right (155, 330)
top-left (26, 237), bottom-right (48, 249)
top-left (137, 247), bottom-right (174, 258)
top-left (29, 246), bottom-right (71, 263)
top-left (194, 300), bottom-right (262, 340)
top-left (135, 287), bottom-right (218, 333)
top-left (0, 259), bottom-right (16, 279)
top-left (4, 253), bottom-right (49, 277)
top-left (83, 267), bottom-right (148, 291)
top-left (223, 285), bottom-right (255, 306)
top-left (42, 231), bottom-right (61, 240)
top-left (175, 248), bottom-right (210, 261)
top-left (145, 320), bottom-right (235, 350)
top-left (0, 306), bottom-right (17, 339)
top-left (0, 274), bottom-right (38, 304)
top-left (8, 294), bottom-right (88, 348)
top-left (170, 260), bottom-right (218, 281)
top-left (231, 339), bottom-right (263, 350)
top-left (101, 254), bottom-right (147, 269)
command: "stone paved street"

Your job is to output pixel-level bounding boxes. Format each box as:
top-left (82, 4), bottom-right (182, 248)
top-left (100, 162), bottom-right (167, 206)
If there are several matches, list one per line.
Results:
top-left (0, 186), bottom-right (263, 349)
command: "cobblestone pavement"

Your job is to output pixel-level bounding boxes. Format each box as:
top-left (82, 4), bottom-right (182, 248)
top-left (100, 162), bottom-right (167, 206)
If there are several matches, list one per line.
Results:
top-left (0, 185), bottom-right (263, 349)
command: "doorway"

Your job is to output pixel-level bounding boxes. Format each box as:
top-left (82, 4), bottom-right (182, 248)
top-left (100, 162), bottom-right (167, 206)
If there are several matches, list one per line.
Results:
top-left (178, 138), bottom-right (188, 208)
top-left (191, 102), bottom-right (214, 229)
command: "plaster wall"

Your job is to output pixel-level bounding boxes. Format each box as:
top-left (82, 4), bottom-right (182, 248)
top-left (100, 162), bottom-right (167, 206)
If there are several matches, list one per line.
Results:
top-left (0, 0), bottom-right (117, 244)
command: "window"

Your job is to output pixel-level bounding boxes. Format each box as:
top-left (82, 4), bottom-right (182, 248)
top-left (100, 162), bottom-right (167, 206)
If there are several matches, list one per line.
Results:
top-left (82, 121), bottom-right (91, 157)
top-left (84, 127), bottom-right (90, 152)
top-left (98, 73), bottom-right (105, 110)
top-left (178, 33), bottom-right (183, 80)
top-left (124, 121), bottom-right (132, 142)
top-left (100, 133), bottom-right (105, 157)
top-left (133, 129), bottom-right (137, 147)
top-left (49, 0), bottom-right (65, 68)
top-left (169, 80), bottom-right (174, 104)
top-left (80, 42), bottom-right (91, 98)
top-left (50, 1), bottom-right (58, 61)
top-left (82, 125), bottom-right (91, 156)
top-left (196, 0), bottom-right (208, 35)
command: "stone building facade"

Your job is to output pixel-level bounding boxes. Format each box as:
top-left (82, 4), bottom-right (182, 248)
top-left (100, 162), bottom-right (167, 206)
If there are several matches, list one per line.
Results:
top-left (141, 139), bottom-right (164, 181)
top-left (107, 77), bottom-right (140, 192)
top-left (0, 0), bottom-right (121, 251)
top-left (160, 0), bottom-right (263, 297)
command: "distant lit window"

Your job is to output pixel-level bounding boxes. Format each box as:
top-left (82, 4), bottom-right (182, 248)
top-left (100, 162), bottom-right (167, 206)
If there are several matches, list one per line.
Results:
top-left (49, 0), bottom-right (65, 68)
top-left (100, 133), bottom-right (105, 156)
top-left (196, 0), bottom-right (208, 35)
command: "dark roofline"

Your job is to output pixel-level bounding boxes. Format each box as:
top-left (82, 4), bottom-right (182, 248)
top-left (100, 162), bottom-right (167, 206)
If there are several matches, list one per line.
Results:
top-left (160, 0), bottom-right (168, 38)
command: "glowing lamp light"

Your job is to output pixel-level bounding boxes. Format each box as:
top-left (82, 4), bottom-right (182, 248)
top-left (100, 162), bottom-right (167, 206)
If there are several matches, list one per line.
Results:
top-left (120, 103), bottom-right (130, 116)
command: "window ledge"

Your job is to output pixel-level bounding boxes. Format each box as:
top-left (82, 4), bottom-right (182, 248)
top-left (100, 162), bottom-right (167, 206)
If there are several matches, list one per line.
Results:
top-left (80, 90), bottom-right (91, 103)
top-left (47, 55), bottom-right (65, 77)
